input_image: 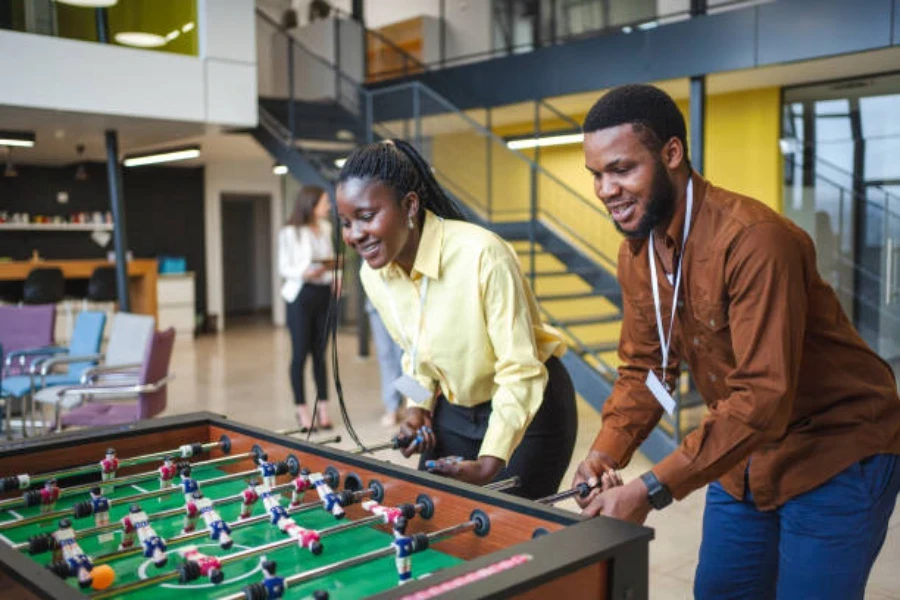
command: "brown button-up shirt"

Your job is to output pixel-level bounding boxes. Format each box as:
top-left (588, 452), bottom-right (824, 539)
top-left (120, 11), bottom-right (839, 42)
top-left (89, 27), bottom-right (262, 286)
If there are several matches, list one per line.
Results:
top-left (591, 172), bottom-right (900, 510)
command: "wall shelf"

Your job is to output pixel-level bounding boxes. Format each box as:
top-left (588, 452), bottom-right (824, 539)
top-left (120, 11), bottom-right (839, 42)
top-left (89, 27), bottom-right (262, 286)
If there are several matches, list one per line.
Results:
top-left (0, 223), bottom-right (113, 232)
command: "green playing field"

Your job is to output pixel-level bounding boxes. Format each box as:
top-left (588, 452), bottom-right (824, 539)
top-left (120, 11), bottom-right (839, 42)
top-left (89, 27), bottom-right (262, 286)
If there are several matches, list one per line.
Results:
top-left (0, 468), bottom-right (463, 599)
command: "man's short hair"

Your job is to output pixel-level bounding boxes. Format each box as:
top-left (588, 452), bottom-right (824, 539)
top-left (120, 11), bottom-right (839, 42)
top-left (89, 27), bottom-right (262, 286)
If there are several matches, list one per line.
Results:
top-left (583, 84), bottom-right (690, 163)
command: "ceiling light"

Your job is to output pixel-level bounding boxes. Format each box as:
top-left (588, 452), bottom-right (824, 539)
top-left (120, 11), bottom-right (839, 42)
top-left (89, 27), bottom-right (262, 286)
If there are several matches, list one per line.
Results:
top-left (181, 22), bottom-right (195, 33)
top-left (334, 158), bottom-right (347, 168)
top-left (165, 30), bottom-right (180, 42)
top-left (335, 129), bottom-right (355, 141)
top-left (506, 132), bottom-right (583, 150)
top-left (273, 163), bottom-right (288, 176)
top-left (115, 32), bottom-right (166, 48)
top-left (123, 146), bottom-right (201, 167)
top-left (55, 0), bottom-right (118, 7)
top-left (0, 131), bottom-right (36, 148)
top-left (637, 20), bottom-right (659, 31)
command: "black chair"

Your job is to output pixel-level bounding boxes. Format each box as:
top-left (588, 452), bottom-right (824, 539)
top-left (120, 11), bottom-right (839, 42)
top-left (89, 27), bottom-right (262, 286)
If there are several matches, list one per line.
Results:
top-left (22, 268), bottom-right (65, 305)
top-left (87, 266), bottom-right (117, 303)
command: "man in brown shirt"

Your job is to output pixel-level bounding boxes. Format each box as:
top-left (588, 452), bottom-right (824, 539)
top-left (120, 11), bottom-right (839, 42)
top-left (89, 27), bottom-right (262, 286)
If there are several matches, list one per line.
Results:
top-left (573, 84), bottom-right (900, 599)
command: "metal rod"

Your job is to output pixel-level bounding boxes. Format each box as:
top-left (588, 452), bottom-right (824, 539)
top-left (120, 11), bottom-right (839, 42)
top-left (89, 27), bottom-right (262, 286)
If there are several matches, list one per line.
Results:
top-left (15, 481), bottom-right (296, 553)
top-left (287, 37), bottom-right (295, 143)
top-left (0, 452), bottom-right (252, 513)
top-left (4, 439), bottom-right (226, 491)
top-left (535, 482), bottom-right (595, 505)
top-left (91, 489), bottom-right (388, 599)
top-left (216, 518), bottom-right (476, 600)
top-left (0, 463), bottom-right (262, 531)
top-left (483, 476), bottom-right (519, 492)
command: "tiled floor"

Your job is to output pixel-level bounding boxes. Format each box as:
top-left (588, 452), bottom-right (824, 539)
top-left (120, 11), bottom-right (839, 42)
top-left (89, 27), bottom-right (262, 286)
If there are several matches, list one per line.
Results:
top-left (163, 321), bottom-right (900, 599)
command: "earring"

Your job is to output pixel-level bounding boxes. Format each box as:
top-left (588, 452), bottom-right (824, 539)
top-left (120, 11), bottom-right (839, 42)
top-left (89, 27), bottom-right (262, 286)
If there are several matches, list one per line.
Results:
top-left (408, 216), bottom-right (415, 230)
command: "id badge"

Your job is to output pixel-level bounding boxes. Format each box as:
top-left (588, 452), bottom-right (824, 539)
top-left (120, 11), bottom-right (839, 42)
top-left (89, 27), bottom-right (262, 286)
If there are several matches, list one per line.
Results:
top-left (392, 374), bottom-right (432, 404)
top-left (646, 370), bottom-right (676, 416)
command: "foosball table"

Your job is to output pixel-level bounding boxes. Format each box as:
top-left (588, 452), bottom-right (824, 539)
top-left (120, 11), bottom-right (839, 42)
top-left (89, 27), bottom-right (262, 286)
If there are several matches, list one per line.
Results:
top-left (0, 412), bottom-right (652, 599)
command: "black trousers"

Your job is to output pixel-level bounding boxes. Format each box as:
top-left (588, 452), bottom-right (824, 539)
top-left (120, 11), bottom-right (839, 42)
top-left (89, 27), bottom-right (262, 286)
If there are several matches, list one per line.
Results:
top-left (419, 356), bottom-right (577, 500)
top-left (286, 283), bottom-right (331, 406)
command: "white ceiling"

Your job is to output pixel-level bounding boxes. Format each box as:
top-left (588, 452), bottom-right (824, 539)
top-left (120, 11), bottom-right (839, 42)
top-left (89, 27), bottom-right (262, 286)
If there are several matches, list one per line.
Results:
top-left (0, 104), bottom-right (272, 167)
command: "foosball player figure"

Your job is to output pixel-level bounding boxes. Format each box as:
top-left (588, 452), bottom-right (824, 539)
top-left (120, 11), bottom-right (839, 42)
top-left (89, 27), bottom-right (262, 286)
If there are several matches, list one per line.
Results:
top-left (177, 545), bottom-right (224, 585)
top-left (256, 452), bottom-right (277, 488)
top-left (158, 456), bottom-right (178, 491)
top-left (196, 491), bottom-right (233, 550)
top-left (119, 504), bottom-right (168, 567)
top-left (290, 470), bottom-right (312, 507)
top-left (181, 466), bottom-right (201, 533)
top-left (240, 478), bottom-right (261, 519)
top-left (261, 485), bottom-right (323, 555)
top-left (100, 448), bottom-right (119, 495)
top-left (242, 556), bottom-right (287, 600)
top-left (89, 487), bottom-right (113, 543)
top-left (50, 518), bottom-right (94, 588)
top-left (310, 472), bottom-right (345, 519)
top-left (391, 516), bottom-right (414, 586)
top-left (361, 499), bottom-right (414, 529)
top-left (39, 478), bottom-right (61, 514)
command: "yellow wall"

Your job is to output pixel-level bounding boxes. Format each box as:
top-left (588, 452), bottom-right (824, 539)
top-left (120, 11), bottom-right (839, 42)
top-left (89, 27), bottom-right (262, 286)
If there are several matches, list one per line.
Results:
top-left (705, 88), bottom-right (783, 212)
top-left (429, 86), bottom-right (783, 271)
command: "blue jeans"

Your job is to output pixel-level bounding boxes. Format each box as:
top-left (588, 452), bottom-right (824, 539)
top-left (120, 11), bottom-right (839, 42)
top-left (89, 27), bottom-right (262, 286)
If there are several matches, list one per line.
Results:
top-left (695, 454), bottom-right (900, 600)
top-left (365, 300), bottom-right (403, 413)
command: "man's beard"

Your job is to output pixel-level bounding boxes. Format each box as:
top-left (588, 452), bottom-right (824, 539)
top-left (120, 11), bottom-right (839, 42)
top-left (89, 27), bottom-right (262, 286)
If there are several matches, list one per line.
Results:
top-left (614, 160), bottom-right (676, 239)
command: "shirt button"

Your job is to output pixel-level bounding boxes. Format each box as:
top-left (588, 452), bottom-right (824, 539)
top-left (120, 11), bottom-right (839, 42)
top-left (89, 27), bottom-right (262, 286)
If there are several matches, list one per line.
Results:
top-left (677, 300), bottom-right (684, 309)
top-left (693, 336), bottom-right (700, 346)
top-left (709, 319), bottom-right (716, 327)
top-left (709, 373), bottom-right (717, 382)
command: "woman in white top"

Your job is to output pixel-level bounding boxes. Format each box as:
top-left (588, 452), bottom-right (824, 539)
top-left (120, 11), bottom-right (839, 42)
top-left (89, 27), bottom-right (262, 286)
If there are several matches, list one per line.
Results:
top-left (279, 186), bottom-right (336, 431)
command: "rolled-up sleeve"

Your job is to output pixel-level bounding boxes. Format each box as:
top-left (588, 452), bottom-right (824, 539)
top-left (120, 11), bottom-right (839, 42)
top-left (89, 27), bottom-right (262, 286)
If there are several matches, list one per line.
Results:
top-left (590, 248), bottom-right (673, 467)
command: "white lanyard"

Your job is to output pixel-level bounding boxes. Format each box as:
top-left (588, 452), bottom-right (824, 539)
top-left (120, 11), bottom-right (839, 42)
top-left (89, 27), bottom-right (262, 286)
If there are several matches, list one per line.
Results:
top-left (648, 179), bottom-right (693, 388)
top-left (383, 276), bottom-right (429, 374)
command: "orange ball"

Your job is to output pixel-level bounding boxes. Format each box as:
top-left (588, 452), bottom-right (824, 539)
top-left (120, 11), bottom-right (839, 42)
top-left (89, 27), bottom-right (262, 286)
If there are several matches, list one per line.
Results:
top-left (90, 564), bottom-right (115, 590)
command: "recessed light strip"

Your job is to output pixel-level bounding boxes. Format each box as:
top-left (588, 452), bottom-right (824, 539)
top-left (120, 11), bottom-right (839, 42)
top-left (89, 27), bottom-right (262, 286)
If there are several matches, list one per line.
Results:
top-left (506, 132), bottom-right (584, 150)
top-left (123, 147), bottom-right (200, 167)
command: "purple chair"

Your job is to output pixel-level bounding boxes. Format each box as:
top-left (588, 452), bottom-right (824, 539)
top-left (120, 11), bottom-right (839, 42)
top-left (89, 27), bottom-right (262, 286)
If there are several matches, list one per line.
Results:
top-left (0, 305), bottom-right (56, 437)
top-left (53, 328), bottom-right (176, 430)
top-left (0, 305), bottom-right (57, 375)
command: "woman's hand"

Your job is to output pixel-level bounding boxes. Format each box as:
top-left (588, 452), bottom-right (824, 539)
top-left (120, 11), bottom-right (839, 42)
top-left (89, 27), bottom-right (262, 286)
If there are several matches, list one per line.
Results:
top-left (303, 264), bottom-right (327, 281)
top-left (425, 455), bottom-right (505, 486)
top-left (397, 408), bottom-right (436, 457)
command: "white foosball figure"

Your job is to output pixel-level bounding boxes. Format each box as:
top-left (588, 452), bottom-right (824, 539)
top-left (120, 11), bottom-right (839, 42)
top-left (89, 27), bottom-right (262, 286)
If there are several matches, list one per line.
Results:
top-left (310, 472), bottom-right (345, 519)
top-left (196, 495), bottom-right (233, 550)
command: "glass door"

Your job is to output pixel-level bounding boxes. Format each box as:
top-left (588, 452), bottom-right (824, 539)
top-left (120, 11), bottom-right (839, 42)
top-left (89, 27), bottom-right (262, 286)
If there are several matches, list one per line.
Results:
top-left (783, 74), bottom-right (900, 372)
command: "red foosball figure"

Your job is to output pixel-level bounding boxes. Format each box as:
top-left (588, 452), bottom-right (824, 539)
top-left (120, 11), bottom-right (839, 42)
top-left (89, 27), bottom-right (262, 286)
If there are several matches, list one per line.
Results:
top-left (177, 545), bottom-right (224, 584)
top-left (290, 472), bottom-right (312, 507)
top-left (99, 448), bottom-right (119, 495)
top-left (39, 479), bottom-right (61, 514)
top-left (158, 456), bottom-right (177, 491)
top-left (240, 478), bottom-right (260, 519)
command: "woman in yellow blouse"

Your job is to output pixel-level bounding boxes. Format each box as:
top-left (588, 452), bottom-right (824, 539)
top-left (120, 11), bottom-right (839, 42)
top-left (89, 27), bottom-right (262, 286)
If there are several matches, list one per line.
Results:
top-left (335, 140), bottom-right (577, 499)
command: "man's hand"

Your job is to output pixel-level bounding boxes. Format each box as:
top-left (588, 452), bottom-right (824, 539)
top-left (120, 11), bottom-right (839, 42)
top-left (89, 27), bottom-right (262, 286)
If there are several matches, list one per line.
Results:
top-left (581, 477), bottom-right (651, 524)
top-left (572, 450), bottom-right (620, 508)
top-left (425, 455), bottom-right (505, 486)
top-left (397, 408), bottom-right (436, 458)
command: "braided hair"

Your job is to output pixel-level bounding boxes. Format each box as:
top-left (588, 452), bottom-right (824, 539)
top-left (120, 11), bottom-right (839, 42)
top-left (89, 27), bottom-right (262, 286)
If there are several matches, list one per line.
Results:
top-left (338, 140), bottom-right (467, 222)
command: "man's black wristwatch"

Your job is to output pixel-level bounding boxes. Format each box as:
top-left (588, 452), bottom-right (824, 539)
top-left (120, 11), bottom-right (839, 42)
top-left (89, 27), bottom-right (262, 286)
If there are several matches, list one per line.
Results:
top-left (640, 471), bottom-right (673, 510)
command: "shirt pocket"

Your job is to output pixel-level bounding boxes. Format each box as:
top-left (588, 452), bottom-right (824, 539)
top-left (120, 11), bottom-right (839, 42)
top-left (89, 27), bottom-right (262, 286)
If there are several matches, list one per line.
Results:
top-left (691, 299), bottom-right (733, 364)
